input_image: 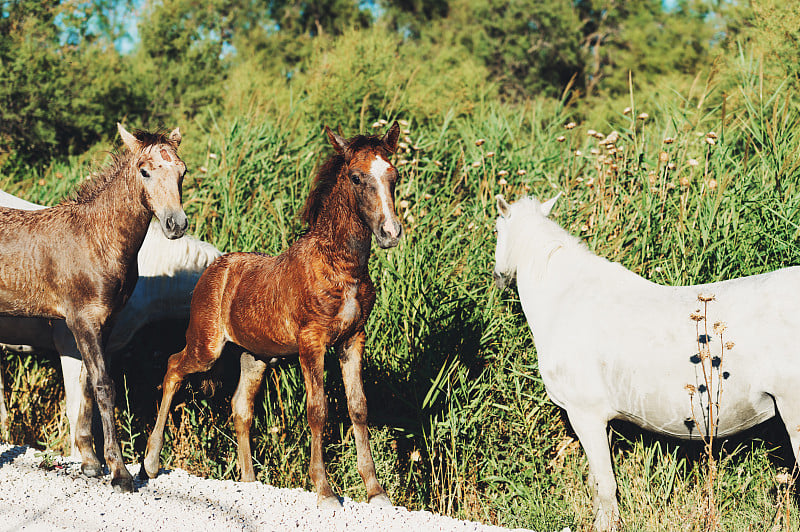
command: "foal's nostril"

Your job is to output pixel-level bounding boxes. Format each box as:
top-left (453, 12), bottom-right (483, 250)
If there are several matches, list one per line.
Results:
top-left (165, 217), bottom-right (175, 231)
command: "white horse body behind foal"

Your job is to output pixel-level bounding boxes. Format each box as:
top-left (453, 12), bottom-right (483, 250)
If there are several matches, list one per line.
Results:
top-left (0, 190), bottom-right (222, 455)
top-left (493, 194), bottom-right (800, 531)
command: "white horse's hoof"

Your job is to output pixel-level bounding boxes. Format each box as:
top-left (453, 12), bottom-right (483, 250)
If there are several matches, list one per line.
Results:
top-left (368, 493), bottom-right (392, 507)
top-left (317, 495), bottom-right (342, 510)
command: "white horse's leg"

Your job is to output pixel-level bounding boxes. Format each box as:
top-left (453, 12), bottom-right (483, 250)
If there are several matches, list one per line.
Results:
top-left (59, 355), bottom-right (82, 457)
top-left (0, 356), bottom-right (7, 436)
top-left (774, 395), bottom-right (800, 467)
top-left (568, 410), bottom-right (620, 532)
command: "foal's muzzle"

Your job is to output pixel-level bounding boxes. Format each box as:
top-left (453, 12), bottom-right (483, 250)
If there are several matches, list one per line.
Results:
top-left (493, 270), bottom-right (507, 289)
top-left (376, 219), bottom-right (403, 249)
top-left (160, 210), bottom-right (189, 240)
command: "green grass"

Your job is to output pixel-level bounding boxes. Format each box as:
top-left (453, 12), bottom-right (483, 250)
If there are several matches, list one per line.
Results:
top-left (3, 71), bottom-right (800, 531)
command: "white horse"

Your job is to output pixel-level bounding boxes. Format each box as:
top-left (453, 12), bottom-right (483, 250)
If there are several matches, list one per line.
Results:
top-left (0, 190), bottom-right (221, 456)
top-left (493, 194), bottom-right (800, 531)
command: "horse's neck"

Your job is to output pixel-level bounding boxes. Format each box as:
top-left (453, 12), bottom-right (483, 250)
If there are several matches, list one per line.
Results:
top-left (81, 169), bottom-right (151, 264)
top-left (309, 185), bottom-right (371, 272)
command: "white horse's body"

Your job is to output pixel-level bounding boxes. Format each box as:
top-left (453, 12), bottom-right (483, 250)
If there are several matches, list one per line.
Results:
top-left (0, 190), bottom-right (221, 455)
top-left (493, 195), bottom-right (800, 531)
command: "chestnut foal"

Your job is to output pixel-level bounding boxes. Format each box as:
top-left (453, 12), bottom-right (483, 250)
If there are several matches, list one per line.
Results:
top-left (143, 123), bottom-right (403, 507)
top-left (0, 124), bottom-right (187, 492)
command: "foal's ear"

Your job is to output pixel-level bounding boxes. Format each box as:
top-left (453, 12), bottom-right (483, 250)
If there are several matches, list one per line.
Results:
top-left (325, 125), bottom-right (347, 155)
top-left (539, 192), bottom-right (562, 217)
top-left (169, 127), bottom-right (182, 146)
top-left (382, 121), bottom-right (400, 152)
top-left (117, 123), bottom-right (140, 152)
top-left (496, 194), bottom-right (512, 217)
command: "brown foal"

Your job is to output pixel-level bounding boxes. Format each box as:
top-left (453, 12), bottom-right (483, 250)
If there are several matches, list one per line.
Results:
top-left (0, 124), bottom-right (187, 492)
top-left (143, 122), bottom-right (403, 507)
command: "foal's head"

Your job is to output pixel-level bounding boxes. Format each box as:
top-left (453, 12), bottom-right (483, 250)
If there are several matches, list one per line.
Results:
top-left (117, 123), bottom-right (188, 240)
top-left (323, 123), bottom-right (403, 249)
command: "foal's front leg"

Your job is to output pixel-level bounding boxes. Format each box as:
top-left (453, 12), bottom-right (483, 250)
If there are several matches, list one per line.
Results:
top-left (298, 336), bottom-right (339, 508)
top-left (337, 330), bottom-right (390, 505)
top-left (69, 316), bottom-right (133, 492)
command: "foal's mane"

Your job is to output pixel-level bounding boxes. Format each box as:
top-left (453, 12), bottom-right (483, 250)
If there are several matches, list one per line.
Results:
top-left (69, 129), bottom-right (176, 205)
top-left (301, 134), bottom-right (389, 227)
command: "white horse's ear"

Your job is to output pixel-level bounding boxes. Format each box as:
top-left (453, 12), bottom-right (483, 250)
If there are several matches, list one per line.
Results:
top-left (540, 192), bottom-right (562, 217)
top-left (117, 123), bottom-right (140, 152)
top-left (169, 127), bottom-right (182, 146)
top-left (495, 194), bottom-right (512, 217)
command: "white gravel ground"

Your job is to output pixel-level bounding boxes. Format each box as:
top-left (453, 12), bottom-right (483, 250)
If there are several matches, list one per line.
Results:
top-left (0, 444), bottom-right (550, 532)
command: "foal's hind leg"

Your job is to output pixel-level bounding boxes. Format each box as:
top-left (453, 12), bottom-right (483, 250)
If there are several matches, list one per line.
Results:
top-left (69, 316), bottom-right (133, 493)
top-left (232, 352), bottom-right (266, 482)
top-left (143, 330), bottom-right (225, 478)
top-left (337, 331), bottom-right (390, 506)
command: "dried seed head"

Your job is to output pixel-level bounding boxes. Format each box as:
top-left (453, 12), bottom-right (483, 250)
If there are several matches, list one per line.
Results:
top-left (379, 119), bottom-right (388, 126)
top-left (659, 151), bottom-right (669, 163)
top-left (623, 107), bottom-right (632, 115)
top-left (399, 200), bottom-right (409, 209)
top-left (706, 131), bottom-right (718, 140)
top-left (637, 112), bottom-right (649, 120)
top-left (594, 132), bottom-right (605, 140)
top-left (725, 341), bottom-right (735, 350)
top-left (472, 161), bottom-right (482, 168)
top-left (403, 135), bottom-right (413, 144)
top-left (663, 137), bottom-right (675, 144)
top-left (38, 179), bottom-right (46, 186)
top-left (590, 148), bottom-right (600, 155)
top-left (398, 142), bottom-right (409, 150)
top-left (666, 182), bottom-right (676, 190)
top-left (685, 384), bottom-right (696, 394)
top-left (708, 178), bottom-right (718, 190)
top-left (689, 310), bottom-right (705, 322)
top-left (688, 158), bottom-right (699, 167)
top-left (410, 450), bottom-right (421, 462)
top-left (581, 223), bottom-right (590, 232)
top-left (679, 176), bottom-right (690, 187)
top-left (606, 131), bottom-right (620, 144)
top-left (424, 193), bottom-right (432, 199)
top-left (575, 150), bottom-right (583, 157)
top-left (587, 129), bottom-right (597, 137)
top-left (705, 137), bottom-right (716, 146)
top-left (486, 151), bottom-right (495, 158)
top-left (697, 293), bottom-right (715, 302)
top-left (565, 122), bottom-right (577, 130)
top-left (586, 177), bottom-right (595, 187)
top-left (475, 138), bottom-right (485, 147)
top-left (498, 170), bottom-right (509, 177)
top-left (433, 160), bottom-right (442, 167)
top-left (517, 169), bottom-right (527, 176)
top-left (713, 321), bottom-right (727, 335)
top-left (372, 122), bottom-right (381, 129)
top-left (776, 472), bottom-right (792, 485)
top-left (498, 178), bottom-right (508, 186)
top-left (557, 135), bottom-right (566, 142)
top-left (667, 162), bottom-right (676, 170)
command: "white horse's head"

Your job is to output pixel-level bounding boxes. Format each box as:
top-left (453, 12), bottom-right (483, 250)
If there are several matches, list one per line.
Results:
top-left (493, 193), bottom-right (560, 289)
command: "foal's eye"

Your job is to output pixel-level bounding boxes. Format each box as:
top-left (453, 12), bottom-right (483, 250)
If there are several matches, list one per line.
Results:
top-left (140, 168), bottom-right (150, 178)
top-left (350, 172), bottom-right (361, 185)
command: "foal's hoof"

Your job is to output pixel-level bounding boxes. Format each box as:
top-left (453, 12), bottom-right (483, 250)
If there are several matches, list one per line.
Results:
top-left (111, 476), bottom-right (135, 493)
top-left (368, 493), bottom-right (392, 507)
top-left (142, 456), bottom-right (160, 479)
top-left (81, 462), bottom-right (103, 478)
top-left (317, 495), bottom-right (343, 510)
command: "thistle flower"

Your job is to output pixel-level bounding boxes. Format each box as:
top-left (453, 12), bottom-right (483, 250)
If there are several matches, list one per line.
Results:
top-left (557, 135), bottom-right (566, 142)
top-left (565, 122), bottom-right (576, 130)
top-left (475, 139), bottom-right (485, 147)
top-left (697, 293), bottom-right (715, 302)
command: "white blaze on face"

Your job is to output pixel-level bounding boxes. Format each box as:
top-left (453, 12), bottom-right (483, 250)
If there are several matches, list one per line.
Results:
top-left (369, 155), bottom-right (397, 236)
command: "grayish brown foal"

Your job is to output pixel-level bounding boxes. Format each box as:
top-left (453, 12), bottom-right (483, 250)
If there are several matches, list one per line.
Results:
top-left (0, 124), bottom-right (187, 492)
top-left (144, 123), bottom-right (403, 507)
